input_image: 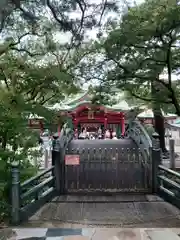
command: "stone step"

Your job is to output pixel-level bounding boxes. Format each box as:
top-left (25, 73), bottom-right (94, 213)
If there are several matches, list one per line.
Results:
top-left (146, 229), bottom-right (180, 240)
top-left (52, 194), bottom-right (148, 203)
top-left (29, 200), bottom-right (180, 227)
top-left (4, 228), bottom-right (180, 240)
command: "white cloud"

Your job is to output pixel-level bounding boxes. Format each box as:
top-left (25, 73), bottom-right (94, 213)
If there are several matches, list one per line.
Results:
top-left (160, 73), bottom-right (179, 81)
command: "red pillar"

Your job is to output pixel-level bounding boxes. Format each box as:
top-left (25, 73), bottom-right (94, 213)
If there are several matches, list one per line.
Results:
top-left (39, 120), bottom-right (43, 135)
top-left (121, 112), bottom-right (125, 136)
top-left (104, 117), bottom-right (107, 130)
top-left (74, 116), bottom-right (78, 130)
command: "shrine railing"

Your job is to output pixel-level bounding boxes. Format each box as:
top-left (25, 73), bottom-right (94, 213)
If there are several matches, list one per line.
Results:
top-left (10, 122), bottom-right (74, 225)
top-left (11, 162), bottom-right (56, 224)
top-left (125, 120), bottom-right (152, 160)
top-left (151, 144), bottom-right (180, 209)
top-left (165, 122), bottom-right (180, 147)
top-left (58, 122), bottom-right (74, 149)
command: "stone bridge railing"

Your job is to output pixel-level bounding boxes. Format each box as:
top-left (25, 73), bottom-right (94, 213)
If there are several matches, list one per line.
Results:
top-left (165, 122), bottom-right (180, 147)
top-left (58, 122), bottom-right (74, 149)
top-left (152, 142), bottom-right (180, 209)
top-left (10, 122), bottom-right (73, 225)
top-left (11, 161), bottom-right (56, 224)
top-left (9, 121), bottom-right (180, 225)
top-left (125, 120), bottom-right (152, 161)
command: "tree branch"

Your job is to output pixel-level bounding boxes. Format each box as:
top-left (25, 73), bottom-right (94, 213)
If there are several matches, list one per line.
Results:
top-left (40, 93), bottom-right (57, 105)
top-left (76, 0), bottom-right (86, 31)
top-left (11, 0), bottom-right (38, 23)
top-left (11, 47), bottom-right (43, 57)
top-left (98, 0), bottom-right (108, 26)
top-left (0, 32), bottom-right (29, 56)
top-left (129, 91), bottom-right (153, 102)
top-left (46, 0), bottom-right (74, 32)
top-left (129, 90), bottom-right (172, 104)
top-left (0, 67), bottom-right (10, 90)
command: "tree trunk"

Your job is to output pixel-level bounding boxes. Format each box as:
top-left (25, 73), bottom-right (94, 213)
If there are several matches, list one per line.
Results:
top-left (151, 79), bottom-right (167, 152)
top-left (153, 110), bottom-right (167, 152)
top-left (166, 46), bottom-right (180, 116)
top-left (1, 131), bottom-right (7, 150)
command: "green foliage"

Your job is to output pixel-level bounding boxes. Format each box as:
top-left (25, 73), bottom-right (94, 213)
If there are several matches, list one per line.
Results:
top-left (0, 0), bottom-right (121, 223)
top-left (0, 91), bottom-right (40, 221)
top-left (102, 0), bottom-right (180, 115)
top-left (0, 157), bottom-right (38, 221)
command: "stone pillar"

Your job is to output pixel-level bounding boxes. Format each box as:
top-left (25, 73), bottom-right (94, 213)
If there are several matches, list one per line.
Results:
top-left (52, 134), bottom-right (65, 194)
top-left (11, 161), bottom-right (20, 225)
top-left (169, 138), bottom-right (175, 170)
top-left (151, 133), bottom-right (161, 193)
top-left (44, 149), bottom-right (49, 169)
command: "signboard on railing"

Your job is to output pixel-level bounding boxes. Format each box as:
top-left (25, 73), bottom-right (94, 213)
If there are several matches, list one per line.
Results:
top-left (65, 155), bottom-right (80, 165)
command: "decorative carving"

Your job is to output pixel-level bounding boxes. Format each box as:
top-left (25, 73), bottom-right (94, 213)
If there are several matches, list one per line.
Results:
top-left (88, 110), bottom-right (94, 119)
top-left (30, 119), bottom-right (40, 125)
top-left (125, 120), bottom-right (152, 161)
top-left (81, 123), bottom-right (100, 129)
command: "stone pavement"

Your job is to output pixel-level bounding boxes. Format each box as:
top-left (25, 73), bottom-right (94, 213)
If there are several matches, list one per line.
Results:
top-left (28, 194), bottom-right (180, 227)
top-left (2, 228), bottom-right (180, 240)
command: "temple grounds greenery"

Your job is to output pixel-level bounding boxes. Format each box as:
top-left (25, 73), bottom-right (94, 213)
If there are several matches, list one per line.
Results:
top-left (0, 0), bottom-right (118, 222)
top-left (83, 0), bottom-right (180, 152)
top-left (1, 0), bottom-right (180, 222)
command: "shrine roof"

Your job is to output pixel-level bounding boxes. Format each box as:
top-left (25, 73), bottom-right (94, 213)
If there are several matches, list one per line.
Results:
top-left (28, 113), bottom-right (44, 119)
top-left (65, 91), bottom-right (90, 105)
top-left (137, 109), bottom-right (177, 118)
top-left (167, 118), bottom-right (180, 128)
top-left (48, 90), bottom-right (134, 111)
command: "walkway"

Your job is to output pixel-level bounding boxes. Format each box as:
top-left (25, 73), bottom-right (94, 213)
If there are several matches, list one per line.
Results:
top-left (22, 194), bottom-right (180, 228)
top-left (2, 228), bottom-right (180, 239)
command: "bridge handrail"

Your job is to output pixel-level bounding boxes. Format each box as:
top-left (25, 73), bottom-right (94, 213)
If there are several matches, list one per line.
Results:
top-left (158, 164), bottom-right (180, 207)
top-left (134, 120), bottom-right (152, 147)
top-left (11, 164), bottom-right (56, 224)
top-left (125, 120), bottom-right (152, 160)
top-left (21, 166), bottom-right (54, 188)
top-left (59, 122), bottom-right (74, 149)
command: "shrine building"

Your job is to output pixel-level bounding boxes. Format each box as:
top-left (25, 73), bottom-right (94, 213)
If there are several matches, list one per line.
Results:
top-left (50, 91), bottom-right (133, 136)
top-left (29, 90), bottom-right (133, 136)
top-left (28, 91), bottom-right (178, 137)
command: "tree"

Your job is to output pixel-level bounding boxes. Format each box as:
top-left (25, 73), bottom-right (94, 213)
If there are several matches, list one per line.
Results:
top-left (104, 0), bottom-right (180, 112)
top-left (0, 0), bottom-right (120, 106)
top-left (0, 0), bottom-right (118, 48)
top-left (98, 0), bottom-right (180, 152)
top-left (0, 0), bottom-right (120, 153)
top-left (0, 0), bottom-right (121, 221)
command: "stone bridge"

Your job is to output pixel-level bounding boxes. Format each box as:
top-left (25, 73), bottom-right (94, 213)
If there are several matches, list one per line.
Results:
top-left (7, 121), bottom-right (180, 239)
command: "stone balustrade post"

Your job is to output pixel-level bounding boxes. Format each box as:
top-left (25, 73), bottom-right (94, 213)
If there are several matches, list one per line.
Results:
top-left (169, 138), bottom-right (175, 170)
top-left (11, 161), bottom-right (20, 225)
top-left (52, 134), bottom-right (63, 193)
top-left (151, 132), bottom-right (161, 193)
